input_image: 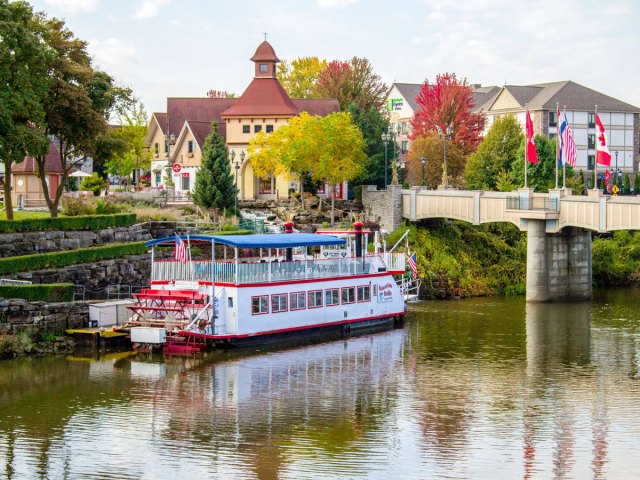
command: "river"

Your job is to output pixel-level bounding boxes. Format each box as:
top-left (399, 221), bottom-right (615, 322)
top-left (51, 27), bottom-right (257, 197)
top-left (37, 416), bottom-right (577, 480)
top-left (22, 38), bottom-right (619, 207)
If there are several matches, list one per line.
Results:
top-left (1, 289), bottom-right (640, 479)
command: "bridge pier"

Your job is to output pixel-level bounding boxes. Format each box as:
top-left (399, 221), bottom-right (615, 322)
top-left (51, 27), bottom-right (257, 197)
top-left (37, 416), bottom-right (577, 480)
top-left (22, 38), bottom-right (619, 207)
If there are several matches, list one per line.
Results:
top-left (526, 220), bottom-right (592, 302)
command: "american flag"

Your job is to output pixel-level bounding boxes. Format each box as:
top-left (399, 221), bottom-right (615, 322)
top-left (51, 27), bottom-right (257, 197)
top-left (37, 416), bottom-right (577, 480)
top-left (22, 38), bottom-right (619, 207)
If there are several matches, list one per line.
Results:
top-left (174, 234), bottom-right (188, 263)
top-left (561, 113), bottom-right (577, 167)
top-left (408, 252), bottom-right (418, 280)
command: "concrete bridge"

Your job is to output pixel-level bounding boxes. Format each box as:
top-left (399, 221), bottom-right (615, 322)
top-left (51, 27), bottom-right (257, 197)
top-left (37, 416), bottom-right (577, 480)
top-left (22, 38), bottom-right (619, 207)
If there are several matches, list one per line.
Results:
top-left (362, 186), bottom-right (640, 302)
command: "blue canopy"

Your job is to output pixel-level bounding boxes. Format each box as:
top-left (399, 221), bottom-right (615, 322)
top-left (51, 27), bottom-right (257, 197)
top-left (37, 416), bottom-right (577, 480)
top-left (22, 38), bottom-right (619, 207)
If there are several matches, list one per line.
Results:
top-left (146, 233), bottom-right (346, 249)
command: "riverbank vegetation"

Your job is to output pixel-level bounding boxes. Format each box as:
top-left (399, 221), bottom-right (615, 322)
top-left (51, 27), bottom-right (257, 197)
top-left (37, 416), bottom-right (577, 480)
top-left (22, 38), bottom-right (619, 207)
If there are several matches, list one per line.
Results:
top-left (393, 222), bottom-right (640, 299)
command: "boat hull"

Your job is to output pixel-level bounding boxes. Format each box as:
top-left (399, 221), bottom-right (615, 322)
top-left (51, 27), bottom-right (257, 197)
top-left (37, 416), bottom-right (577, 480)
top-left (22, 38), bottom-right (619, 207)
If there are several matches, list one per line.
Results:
top-left (178, 313), bottom-right (405, 350)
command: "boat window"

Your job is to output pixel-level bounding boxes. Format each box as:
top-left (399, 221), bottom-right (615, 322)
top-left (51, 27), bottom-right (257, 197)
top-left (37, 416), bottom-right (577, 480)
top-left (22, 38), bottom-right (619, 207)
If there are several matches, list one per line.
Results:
top-left (252, 295), bottom-right (269, 315)
top-left (308, 290), bottom-right (323, 308)
top-left (228, 297), bottom-right (233, 308)
top-left (341, 287), bottom-right (355, 304)
top-left (271, 293), bottom-right (288, 313)
top-left (290, 292), bottom-right (306, 311)
top-left (357, 285), bottom-right (371, 302)
top-left (325, 289), bottom-right (339, 306)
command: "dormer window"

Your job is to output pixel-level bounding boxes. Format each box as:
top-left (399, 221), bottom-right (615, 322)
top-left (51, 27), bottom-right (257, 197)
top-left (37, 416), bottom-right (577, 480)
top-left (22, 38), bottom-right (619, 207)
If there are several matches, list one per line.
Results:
top-left (187, 141), bottom-right (194, 153)
top-left (259, 64), bottom-right (269, 73)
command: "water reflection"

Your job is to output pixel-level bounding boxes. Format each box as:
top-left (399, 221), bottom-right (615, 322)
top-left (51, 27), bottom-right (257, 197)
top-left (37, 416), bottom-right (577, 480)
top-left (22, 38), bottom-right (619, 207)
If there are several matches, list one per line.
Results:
top-left (2, 292), bottom-right (640, 479)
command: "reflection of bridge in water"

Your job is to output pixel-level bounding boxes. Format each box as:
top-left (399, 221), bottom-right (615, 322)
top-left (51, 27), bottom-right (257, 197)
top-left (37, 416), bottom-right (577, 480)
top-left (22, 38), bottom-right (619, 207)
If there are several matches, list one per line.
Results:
top-left (364, 185), bottom-right (640, 301)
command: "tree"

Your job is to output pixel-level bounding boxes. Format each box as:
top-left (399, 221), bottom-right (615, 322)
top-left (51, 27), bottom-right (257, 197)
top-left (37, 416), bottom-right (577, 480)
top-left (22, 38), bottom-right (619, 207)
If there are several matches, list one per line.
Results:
top-left (0, 0), bottom-right (50, 219)
top-left (635, 173), bottom-right (640, 195)
top-left (277, 57), bottom-right (327, 98)
top-left (315, 112), bottom-right (367, 224)
top-left (193, 123), bottom-right (235, 211)
top-left (315, 57), bottom-right (388, 111)
top-left (509, 135), bottom-right (573, 192)
top-left (346, 103), bottom-right (389, 191)
top-left (105, 101), bottom-right (150, 185)
top-left (34, 16), bottom-right (130, 216)
top-left (94, 131), bottom-right (128, 179)
top-left (624, 173), bottom-right (631, 195)
top-left (410, 73), bottom-right (486, 155)
top-left (405, 136), bottom-right (466, 189)
top-left (464, 115), bottom-right (523, 190)
top-left (249, 112), bottom-right (367, 223)
top-left (249, 112), bottom-right (321, 209)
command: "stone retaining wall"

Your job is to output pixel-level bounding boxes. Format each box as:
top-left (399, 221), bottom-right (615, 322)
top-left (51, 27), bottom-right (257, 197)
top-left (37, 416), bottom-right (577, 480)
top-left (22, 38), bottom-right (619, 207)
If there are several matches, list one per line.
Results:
top-left (4, 253), bottom-right (151, 292)
top-left (0, 224), bottom-right (152, 258)
top-left (0, 299), bottom-right (88, 336)
top-left (361, 185), bottom-right (403, 232)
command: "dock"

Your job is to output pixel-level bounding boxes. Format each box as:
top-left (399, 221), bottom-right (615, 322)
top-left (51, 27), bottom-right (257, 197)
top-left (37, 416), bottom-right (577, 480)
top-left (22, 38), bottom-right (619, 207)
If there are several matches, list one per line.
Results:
top-left (66, 327), bottom-right (130, 348)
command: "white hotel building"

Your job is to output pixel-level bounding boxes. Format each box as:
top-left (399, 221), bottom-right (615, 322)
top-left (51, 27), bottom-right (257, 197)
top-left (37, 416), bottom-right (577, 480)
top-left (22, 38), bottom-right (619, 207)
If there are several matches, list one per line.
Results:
top-left (387, 80), bottom-right (640, 176)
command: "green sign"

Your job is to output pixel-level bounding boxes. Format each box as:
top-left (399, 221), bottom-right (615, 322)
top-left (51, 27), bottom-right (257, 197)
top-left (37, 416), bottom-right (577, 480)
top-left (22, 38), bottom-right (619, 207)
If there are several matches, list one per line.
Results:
top-left (388, 98), bottom-right (404, 111)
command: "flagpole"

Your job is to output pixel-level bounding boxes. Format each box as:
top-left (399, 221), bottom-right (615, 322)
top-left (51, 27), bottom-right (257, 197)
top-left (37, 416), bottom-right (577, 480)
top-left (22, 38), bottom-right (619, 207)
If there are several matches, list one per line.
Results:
top-left (562, 106), bottom-right (567, 189)
top-left (187, 232), bottom-right (193, 281)
top-left (524, 103), bottom-right (528, 188)
top-left (555, 102), bottom-right (559, 189)
top-left (593, 104), bottom-right (598, 190)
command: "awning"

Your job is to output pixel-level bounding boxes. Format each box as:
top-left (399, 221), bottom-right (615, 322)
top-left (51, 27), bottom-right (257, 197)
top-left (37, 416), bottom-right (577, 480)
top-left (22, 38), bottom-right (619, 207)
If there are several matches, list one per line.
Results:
top-left (146, 233), bottom-right (346, 249)
top-left (69, 171), bottom-right (92, 178)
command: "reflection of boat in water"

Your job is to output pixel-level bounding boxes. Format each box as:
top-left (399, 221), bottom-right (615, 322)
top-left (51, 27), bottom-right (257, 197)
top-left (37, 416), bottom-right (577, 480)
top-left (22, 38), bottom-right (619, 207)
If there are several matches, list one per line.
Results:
top-left (119, 227), bottom-right (417, 354)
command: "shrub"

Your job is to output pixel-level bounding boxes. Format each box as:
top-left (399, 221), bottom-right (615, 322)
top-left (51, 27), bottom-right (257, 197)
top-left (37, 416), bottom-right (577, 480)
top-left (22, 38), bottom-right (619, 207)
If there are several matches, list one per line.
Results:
top-left (0, 213), bottom-right (137, 233)
top-left (0, 242), bottom-right (148, 275)
top-left (80, 173), bottom-right (109, 196)
top-left (61, 196), bottom-right (97, 216)
top-left (0, 283), bottom-right (75, 302)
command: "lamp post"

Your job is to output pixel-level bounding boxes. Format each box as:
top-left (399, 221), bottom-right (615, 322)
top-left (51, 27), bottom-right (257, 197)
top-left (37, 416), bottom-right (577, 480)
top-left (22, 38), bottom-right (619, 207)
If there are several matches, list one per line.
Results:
top-left (437, 125), bottom-right (452, 189)
top-left (163, 133), bottom-right (176, 188)
top-left (382, 133), bottom-right (389, 188)
top-left (421, 156), bottom-right (426, 186)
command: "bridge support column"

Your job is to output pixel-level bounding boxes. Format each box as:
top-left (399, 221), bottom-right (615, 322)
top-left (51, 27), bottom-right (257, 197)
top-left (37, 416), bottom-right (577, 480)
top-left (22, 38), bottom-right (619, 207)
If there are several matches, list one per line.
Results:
top-left (526, 220), bottom-right (592, 302)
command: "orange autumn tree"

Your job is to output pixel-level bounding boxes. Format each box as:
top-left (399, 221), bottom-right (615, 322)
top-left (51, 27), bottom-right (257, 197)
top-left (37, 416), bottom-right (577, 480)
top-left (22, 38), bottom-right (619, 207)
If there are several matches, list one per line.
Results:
top-left (410, 73), bottom-right (485, 156)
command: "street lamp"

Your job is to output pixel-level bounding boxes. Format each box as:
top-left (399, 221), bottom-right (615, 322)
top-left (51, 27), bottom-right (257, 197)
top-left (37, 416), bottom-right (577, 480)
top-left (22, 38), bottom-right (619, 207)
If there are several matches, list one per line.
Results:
top-left (421, 156), bottom-right (426, 186)
top-left (382, 132), bottom-right (390, 188)
top-left (382, 125), bottom-right (401, 187)
top-left (437, 125), bottom-right (452, 189)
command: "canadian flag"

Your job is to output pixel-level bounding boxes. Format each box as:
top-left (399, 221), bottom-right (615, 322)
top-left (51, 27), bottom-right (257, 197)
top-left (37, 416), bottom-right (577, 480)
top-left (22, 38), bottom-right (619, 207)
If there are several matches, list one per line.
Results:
top-left (525, 111), bottom-right (538, 164)
top-left (595, 113), bottom-right (611, 166)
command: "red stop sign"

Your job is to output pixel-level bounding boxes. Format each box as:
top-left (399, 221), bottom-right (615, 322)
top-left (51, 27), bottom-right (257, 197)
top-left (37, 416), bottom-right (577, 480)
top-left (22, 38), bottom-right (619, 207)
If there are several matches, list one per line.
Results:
top-left (172, 163), bottom-right (182, 173)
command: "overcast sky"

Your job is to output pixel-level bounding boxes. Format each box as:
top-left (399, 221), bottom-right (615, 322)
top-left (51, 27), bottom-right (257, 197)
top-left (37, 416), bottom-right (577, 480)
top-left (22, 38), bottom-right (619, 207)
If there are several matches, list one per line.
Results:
top-left (30, 0), bottom-right (640, 117)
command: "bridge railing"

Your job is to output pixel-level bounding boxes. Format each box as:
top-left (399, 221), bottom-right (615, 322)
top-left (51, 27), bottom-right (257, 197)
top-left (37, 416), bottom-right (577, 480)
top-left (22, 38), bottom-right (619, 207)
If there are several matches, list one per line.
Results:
top-left (506, 196), bottom-right (559, 211)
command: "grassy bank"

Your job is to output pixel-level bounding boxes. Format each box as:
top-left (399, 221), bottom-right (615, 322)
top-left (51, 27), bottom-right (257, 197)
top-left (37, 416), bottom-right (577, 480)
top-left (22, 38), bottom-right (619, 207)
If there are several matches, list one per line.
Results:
top-left (392, 220), bottom-right (526, 299)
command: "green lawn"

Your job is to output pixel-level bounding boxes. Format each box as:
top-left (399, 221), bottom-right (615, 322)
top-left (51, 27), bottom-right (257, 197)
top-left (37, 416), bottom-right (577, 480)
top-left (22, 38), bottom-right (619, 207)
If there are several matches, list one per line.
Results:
top-left (0, 209), bottom-right (51, 221)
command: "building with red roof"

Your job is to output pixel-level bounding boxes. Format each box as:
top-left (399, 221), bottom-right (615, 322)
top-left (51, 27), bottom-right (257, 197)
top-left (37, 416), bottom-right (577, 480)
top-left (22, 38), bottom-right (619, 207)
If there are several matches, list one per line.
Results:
top-left (11, 141), bottom-right (64, 208)
top-left (146, 41), bottom-right (340, 200)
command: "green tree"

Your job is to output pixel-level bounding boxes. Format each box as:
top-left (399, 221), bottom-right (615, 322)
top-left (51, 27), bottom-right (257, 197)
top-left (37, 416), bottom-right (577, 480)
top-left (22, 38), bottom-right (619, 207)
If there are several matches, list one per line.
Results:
top-left (105, 101), bottom-right (150, 186)
top-left (464, 115), bottom-right (523, 190)
top-left (193, 123), bottom-right (235, 211)
top-left (346, 103), bottom-right (389, 191)
top-left (94, 131), bottom-right (128, 179)
top-left (277, 56), bottom-right (327, 98)
top-left (34, 16), bottom-right (131, 216)
top-left (635, 173), bottom-right (640, 194)
top-left (510, 135), bottom-right (572, 192)
top-left (406, 136), bottom-right (466, 189)
top-left (624, 173), bottom-right (631, 195)
top-left (0, 0), bottom-right (50, 219)
top-left (315, 112), bottom-right (367, 224)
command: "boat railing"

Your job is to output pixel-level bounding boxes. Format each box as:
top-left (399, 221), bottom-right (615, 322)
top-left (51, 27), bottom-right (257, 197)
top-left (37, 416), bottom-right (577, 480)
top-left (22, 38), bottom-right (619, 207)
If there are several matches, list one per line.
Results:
top-left (383, 252), bottom-right (406, 271)
top-left (151, 255), bottom-right (389, 284)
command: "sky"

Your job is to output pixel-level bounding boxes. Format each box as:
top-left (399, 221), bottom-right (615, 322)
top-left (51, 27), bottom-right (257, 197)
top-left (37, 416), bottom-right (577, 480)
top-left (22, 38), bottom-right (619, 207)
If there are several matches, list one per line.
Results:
top-left (29, 0), bottom-right (640, 117)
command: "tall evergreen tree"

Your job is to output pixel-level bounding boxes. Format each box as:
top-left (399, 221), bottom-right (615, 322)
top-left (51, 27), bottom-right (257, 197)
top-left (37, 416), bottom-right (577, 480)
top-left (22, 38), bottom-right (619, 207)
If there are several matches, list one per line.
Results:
top-left (193, 123), bottom-right (236, 211)
top-left (346, 103), bottom-right (389, 190)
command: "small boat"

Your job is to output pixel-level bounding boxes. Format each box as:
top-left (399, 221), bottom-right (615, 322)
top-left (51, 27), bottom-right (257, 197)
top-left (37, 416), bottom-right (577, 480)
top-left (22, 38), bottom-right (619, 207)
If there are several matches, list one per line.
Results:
top-left (122, 223), bottom-right (417, 353)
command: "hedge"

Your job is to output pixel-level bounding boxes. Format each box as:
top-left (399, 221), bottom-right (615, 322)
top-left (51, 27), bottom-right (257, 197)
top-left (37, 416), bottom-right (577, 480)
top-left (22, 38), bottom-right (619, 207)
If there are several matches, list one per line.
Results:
top-left (0, 242), bottom-right (148, 276)
top-left (0, 283), bottom-right (75, 302)
top-left (0, 213), bottom-right (137, 233)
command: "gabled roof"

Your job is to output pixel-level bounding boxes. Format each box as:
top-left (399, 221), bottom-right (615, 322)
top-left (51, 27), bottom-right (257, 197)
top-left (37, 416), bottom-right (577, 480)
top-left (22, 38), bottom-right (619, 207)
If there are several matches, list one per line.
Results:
top-left (292, 98), bottom-right (340, 116)
top-left (221, 78), bottom-right (299, 117)
top-left (167, 98), bottom-right (237, 137)
top-left (472, 86), bottom-right (500, 112)
top-left (250, 41), bottom-right (280, 63)
top-left (15, 141), bottom-right (64, 175)
top-left (393, 83), bottom-right (423, 111)
top-left (487, 81), bottom-right (639, 112)
top-left (153, 112), bottom-right (167, 133)
top-left (185, 120), bottom-right (226, 149)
